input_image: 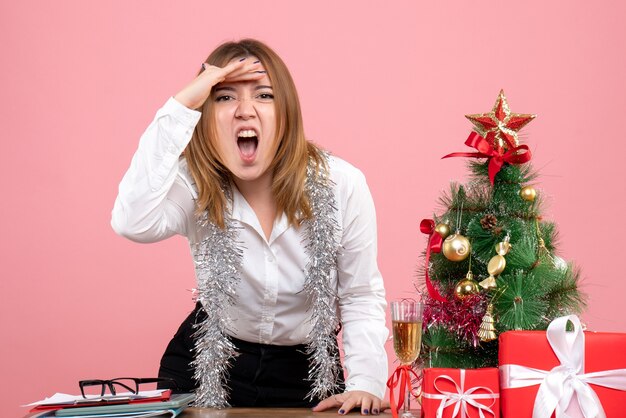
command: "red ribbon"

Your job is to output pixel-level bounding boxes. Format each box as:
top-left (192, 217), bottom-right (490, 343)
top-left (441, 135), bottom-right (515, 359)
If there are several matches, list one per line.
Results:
top-left (420, 219), bottom-right (447, 302)
top-left (386, 364), bottom-right (421, 418)
top-left (442, 132), bottom-right (532, 184)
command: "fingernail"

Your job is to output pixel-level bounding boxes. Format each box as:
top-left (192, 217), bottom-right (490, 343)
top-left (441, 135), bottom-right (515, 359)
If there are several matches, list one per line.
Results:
top-left (239, 57), bottom-right (247, 62)
top-left (339, 409), bottom-right (345, 415)
top-left (201, 63), bottom-right (206, 70)
top-left (253, 60), bottom-right (260, 64)
top-left (373, 409), bottom-right (379, 415)
top-left (363, 409), bottom-right (369, 415)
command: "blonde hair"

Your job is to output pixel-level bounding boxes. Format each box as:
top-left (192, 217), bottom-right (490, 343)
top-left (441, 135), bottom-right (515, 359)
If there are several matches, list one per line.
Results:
top-left (184, 39), bottom-right (325, 228)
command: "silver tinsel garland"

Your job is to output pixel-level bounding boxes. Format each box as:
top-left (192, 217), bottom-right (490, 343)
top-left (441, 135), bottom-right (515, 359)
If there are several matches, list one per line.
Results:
top-left (301, 155), bottom-right (343, 401)
top-left (192, 154), bottom-right (341, 407)
top-left (191, 191), bottom-right (243, 408)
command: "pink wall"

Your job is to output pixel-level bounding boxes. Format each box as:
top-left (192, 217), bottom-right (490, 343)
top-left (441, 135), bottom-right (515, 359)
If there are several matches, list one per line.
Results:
top-left (2, 1), bottom-right (625, 415)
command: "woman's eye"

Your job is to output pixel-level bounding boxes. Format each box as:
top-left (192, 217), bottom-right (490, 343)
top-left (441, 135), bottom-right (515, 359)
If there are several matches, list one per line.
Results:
top-left (215, 95), bottom-right (235, 102)
top-left (257, 93), bottom-right (274, 100)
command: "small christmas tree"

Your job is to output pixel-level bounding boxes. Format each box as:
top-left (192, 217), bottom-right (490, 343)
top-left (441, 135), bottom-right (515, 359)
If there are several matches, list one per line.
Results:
top-left (418, 90), bottom-right (586, 368)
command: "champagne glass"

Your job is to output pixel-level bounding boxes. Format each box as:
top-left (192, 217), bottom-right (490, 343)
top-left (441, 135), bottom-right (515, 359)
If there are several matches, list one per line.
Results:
top-left (391, 300), bottom-right (423, 418)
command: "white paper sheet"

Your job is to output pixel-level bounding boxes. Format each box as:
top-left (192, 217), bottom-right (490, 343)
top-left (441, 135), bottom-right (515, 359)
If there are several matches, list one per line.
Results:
top-left (25, 390), bottom-right (168, 407)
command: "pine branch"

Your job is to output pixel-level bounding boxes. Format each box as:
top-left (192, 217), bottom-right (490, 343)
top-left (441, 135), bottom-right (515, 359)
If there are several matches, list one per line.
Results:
top-left (543, 265), bottom-right (587, 321)
top-left (495, 271), bottom-right (548, 330)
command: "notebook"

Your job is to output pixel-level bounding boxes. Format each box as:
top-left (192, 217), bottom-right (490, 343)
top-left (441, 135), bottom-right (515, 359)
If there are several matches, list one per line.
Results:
top-left (54, 393), bottom-right (195, 417)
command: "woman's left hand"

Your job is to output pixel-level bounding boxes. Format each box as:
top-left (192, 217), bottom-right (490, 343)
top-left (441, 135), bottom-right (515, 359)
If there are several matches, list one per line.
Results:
top-left (312, 390), bottom-right (388, 415)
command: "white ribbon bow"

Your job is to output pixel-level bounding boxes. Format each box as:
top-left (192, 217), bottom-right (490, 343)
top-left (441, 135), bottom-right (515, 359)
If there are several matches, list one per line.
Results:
top-left (500, 315), bottom-right (626, 418)
top-left (422, 369), bottom-right (499, 418)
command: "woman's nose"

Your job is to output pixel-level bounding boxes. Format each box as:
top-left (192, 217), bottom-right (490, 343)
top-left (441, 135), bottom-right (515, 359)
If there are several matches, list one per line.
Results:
top-left (235, 98), bottom-right (256, 119)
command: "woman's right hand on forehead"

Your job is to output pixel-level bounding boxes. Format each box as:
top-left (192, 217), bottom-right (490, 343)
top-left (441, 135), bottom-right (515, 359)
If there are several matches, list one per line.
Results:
top-left (173, 57), bottom-right (264, 110)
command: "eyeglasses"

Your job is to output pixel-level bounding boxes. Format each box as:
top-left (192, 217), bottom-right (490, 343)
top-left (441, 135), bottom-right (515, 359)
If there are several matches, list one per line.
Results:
top-left (79, 377), bottom-right (177, 398)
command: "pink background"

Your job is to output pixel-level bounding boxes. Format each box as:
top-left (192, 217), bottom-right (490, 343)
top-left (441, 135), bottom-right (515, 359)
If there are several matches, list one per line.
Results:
top-left (3, 1), bottom-right (625, 415)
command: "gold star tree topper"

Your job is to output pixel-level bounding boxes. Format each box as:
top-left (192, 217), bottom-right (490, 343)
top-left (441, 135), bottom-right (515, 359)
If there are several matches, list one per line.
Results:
top-left (465, 90), bottom-right (536, 154)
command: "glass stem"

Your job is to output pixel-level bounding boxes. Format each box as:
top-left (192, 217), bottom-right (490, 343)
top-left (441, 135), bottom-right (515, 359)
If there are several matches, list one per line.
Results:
top-left (405, 384), bottom-right (410, 414)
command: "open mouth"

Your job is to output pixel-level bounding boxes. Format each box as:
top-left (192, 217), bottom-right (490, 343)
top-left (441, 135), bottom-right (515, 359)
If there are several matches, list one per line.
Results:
top-left (237, 129), bottom-right (258, 159)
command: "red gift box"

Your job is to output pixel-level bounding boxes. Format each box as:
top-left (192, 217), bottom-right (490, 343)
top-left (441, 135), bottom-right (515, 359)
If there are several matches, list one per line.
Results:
top-left (422, 368), bottom-right (500, 418)
top-left (499, 315), bottom-right (626, 417)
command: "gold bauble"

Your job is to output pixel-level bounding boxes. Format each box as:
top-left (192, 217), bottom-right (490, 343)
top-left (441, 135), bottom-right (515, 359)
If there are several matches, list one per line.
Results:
top-left (435, 222), bottom-right (451, 239)
top-left (454, 274), bottom-right (480, 299)
top-left (487, 254), bottom-right (506, 276)
top-left (442, 233), bottom-right (471, 262)
top-left (520, 186), bottom-right (537, 202)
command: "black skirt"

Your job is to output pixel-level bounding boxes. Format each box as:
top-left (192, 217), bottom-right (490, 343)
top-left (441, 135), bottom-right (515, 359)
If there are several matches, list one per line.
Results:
top-left (157, 303), bottom-right (343, 407)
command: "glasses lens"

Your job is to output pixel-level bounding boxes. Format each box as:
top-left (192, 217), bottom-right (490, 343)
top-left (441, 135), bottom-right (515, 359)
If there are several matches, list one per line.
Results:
top-left (80, 381), bottom-right (107, 398)
top-left (109, 378), bottom-right (139, 395)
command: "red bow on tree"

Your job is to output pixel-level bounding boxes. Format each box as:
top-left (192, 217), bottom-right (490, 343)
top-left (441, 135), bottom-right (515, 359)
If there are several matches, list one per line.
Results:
top-left (420, 219), bottom-right (447, 303)
top-left (442, 132), bottom-right (532, 184)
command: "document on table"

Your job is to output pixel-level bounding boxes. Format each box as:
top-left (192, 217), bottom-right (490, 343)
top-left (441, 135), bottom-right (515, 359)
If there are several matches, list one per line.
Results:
top-left (24, 407), bottom-right (185, 418)
top-left (55, 406), bottom-right (186, 417)
top-left (26, 390), bottom-right (169, 407)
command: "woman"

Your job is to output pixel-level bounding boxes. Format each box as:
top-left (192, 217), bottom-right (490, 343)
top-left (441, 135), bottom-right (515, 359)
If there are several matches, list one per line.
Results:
top-left (112, 39), bottom-right (388, 415)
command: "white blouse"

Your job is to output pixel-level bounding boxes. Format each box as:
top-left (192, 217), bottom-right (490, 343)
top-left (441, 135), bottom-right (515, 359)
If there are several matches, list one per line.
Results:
top-left (111, 97), bottom-right (388, 398)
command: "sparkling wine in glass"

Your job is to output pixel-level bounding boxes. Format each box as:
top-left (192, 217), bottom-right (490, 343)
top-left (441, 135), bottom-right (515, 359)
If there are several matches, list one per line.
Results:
top-left (391, 300), bottom-right (423, 418)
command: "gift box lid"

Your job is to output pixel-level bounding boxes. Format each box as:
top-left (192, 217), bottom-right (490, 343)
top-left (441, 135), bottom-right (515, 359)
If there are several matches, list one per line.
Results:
top-left (499, 330), bottom-right (626, 372)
